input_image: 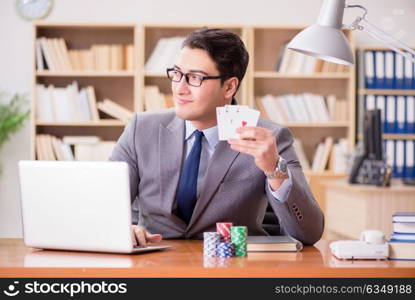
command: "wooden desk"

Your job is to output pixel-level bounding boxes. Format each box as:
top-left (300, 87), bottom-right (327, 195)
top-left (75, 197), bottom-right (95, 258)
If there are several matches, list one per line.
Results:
top-left (324, 179), bottom-right (415, 240)
top-left (1, 239), bottom-right (414, 278)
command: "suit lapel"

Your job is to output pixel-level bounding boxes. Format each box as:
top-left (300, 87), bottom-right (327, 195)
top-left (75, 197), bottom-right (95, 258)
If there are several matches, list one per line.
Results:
top-left (188, 141), bottom-right (240, 228)
top-left (159, 116), bottom-right (185, 218)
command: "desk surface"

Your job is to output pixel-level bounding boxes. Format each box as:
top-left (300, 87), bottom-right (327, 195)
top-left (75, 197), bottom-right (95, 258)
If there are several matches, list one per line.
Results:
top-left (1, 239), bottom-right (414, 278)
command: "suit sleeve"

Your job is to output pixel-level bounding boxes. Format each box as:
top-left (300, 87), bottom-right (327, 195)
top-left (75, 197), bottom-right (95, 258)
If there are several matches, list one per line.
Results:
top-left (109, 113), bottom-right (140, 204)
top-left (266, 127), bottom-right (325, 245)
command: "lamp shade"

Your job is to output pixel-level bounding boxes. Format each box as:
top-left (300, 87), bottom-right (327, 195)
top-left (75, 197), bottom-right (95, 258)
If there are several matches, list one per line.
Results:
top-left (287, 0), bottom-right (354, 65)
top-left (287, 24), bottom-right (354, 65)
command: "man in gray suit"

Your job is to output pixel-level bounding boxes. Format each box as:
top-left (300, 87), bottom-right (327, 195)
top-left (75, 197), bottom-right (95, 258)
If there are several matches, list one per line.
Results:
top-left (110, 28), bottom-right (324, 247)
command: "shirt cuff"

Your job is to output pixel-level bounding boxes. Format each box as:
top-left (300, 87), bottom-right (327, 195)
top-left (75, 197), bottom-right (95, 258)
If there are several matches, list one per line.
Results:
top-left (267, 168), bottom-right (292, 203)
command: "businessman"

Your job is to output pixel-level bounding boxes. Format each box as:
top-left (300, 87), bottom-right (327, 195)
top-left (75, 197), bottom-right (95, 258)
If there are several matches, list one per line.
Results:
top-left (110, 28), bottom-right (324, 247)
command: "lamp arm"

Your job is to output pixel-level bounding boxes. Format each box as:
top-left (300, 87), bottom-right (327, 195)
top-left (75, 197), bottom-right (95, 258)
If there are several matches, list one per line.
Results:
top-left (344, 4), bottom-right (415, 63)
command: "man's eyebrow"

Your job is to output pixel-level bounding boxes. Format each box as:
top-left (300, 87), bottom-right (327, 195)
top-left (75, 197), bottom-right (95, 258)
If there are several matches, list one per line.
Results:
top-left (173, 65), bottom-right (208, 75)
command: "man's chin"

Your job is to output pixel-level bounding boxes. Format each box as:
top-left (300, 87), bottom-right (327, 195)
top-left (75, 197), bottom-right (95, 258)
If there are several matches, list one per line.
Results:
top-left (174, 107), bottom-right (198, 121)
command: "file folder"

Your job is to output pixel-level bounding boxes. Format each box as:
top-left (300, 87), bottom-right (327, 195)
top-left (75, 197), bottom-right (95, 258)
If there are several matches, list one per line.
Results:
top-left (406, 96), bottom-right (415, 133)
top-left (396, 140), bottom-right (405, 178)
top-left (385, 96), bottom-right (396, 133)
top-left (406, 140), bottom-right (414, 179)
top-left (396, 96), bottom-right (406, 133)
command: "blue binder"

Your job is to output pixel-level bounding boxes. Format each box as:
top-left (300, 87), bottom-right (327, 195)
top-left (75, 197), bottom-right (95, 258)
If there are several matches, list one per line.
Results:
top-left (396, 96), bottom-right (406, 134)
top-left (384, 51), bottom-right (395, 89)
top-left (375, 95), bottom-right (387, 133)
top-left (385, 96), bottom-right (396, 133)
top-left (405, 140), bottom-right (414, 179)
top-left (374, 51), bottom-right (385, 89)
top-left (395, 53), bottom-right (405, 89)
top-left (385, 140), bottom-right (396, 177)
top-left (364, 50), bottom-right (376, 89)
top-left (403, 56), bottom-right (414, 90)
top-left (406, 96), bottom-right (415, 134)
top-left (396, 140), bottom-right (405, 178)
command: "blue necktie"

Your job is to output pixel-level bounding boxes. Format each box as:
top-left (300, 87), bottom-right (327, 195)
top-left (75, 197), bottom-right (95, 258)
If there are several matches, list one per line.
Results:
top-left (176, 130), bottom-right (204, 224)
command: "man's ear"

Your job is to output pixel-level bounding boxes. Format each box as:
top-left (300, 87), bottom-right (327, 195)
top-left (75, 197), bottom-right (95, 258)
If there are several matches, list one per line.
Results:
top-left (223, 77), bottom-right (239, 99)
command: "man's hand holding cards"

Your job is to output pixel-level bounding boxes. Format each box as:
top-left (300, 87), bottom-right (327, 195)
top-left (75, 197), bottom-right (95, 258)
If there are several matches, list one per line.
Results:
top-left (216, 105), bottom-right (260, 140)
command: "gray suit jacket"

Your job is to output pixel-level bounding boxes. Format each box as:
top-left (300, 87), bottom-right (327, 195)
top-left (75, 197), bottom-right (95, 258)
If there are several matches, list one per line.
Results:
top-left (110, 108), bottom-right (324, 245)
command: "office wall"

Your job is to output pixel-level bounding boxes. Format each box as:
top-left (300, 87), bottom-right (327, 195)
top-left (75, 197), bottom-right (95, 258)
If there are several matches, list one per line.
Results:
top-left (0, 0), bottom-right (414, 237)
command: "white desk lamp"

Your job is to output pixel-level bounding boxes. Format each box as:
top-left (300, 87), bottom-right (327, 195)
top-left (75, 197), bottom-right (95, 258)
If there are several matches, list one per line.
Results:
top-left (287, 0), bottom-right (415, 65)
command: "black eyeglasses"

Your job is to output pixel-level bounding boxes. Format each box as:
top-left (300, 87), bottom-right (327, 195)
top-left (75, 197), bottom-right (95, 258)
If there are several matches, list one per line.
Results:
top-left (166, 68), bottom-right (226, 87)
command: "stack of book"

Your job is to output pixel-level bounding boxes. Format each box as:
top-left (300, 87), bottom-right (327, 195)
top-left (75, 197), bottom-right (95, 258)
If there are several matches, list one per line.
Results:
top-left (35, 134), bottom-right (116, 161)
top-left (256, 93), bottom-right (348, 124)
top-left (36, 37), bottom-right (134, 71)
top-left (292, 137), bottom-right (348, 173)
top-left (389, 212), bottom-right (415, 260)
top-left (310, 137), bottom-right (349, 173)
top-left (36, 134), bottom-right (74, 161)
top-left (275, 44), bottom-right (349, 75)
top-left (145, 37), bottom-right (185, 73)
top-left (36, 82), bottom-right (133, 123)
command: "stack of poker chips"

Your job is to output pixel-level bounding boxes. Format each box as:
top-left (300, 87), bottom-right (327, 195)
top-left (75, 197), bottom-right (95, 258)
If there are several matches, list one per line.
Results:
top-left (231, 226), bottom-right (248, 257)
top-left (216, 242), bottom-right (235, 257)
top-left (203, 232), bottom-right (220, 257)
top-left (203, 222), bottom-right (248, 259)
top-left (216, 222), bottom-right (233, 242)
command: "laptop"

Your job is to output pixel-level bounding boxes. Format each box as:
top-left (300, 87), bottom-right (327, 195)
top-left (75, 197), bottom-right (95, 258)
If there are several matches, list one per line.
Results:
top-left (18, 160), bottom-right (170, 254)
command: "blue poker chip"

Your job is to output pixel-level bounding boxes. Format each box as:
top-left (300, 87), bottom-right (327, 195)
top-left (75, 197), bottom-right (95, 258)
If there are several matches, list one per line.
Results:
top-left (216, 242), bottom-right (234, 257)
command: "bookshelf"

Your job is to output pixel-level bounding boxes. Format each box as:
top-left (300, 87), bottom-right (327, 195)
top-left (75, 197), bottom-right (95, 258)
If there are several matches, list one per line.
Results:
top-left (248, 25), bottom-right (356, 177)
top-left (32, 22), bottom-right (138, 160)
top-left (356, 46), bottom-right (415, 180)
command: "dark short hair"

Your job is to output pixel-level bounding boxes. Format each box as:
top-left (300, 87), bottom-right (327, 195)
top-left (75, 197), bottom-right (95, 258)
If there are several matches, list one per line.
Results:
top-left (182, 28), bottom-right (249, 93)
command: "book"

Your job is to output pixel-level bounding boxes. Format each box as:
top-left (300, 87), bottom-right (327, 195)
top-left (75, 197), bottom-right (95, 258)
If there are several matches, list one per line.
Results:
top-left (390, 233), bottom-right (415, 242)
top-left (392, 222), bottom-right (415, 234)
top-left (35, 39), bottom-right (44, 71)
top-left (393, 212), bottom-right (415, 223)
top-left (51, 136), bottom-right (66, 161)
top-left (97, 99), bottom-right (133, 121)
top-left (247, 235), bottom-right (303, 252)
top-left (388, 241), bottom-right (415, 260)
top-left (86, 86), bottom-right (100, 121)
top-left (293, 138), bottom-right (310, 170)
top-left (311, 142), bottom-right (325, 171)
top-left (35, 135), bottom-right (46, 160)
top-left (318, 136), bottom-right (334, 171)
top-left (39, 37), bottom-right (56, 71)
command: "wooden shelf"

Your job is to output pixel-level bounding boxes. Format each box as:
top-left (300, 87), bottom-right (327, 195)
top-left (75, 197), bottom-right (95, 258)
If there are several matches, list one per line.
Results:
top-left (383, 134), bottom-right (415, 140)
top-left (254, 71), bottom-right (350, 79)
top-left (357, 133), bottom-right (415, 140)
top-left (283, 122), bottom-right (349, 128)
top-left (36, 71), bottom-right (135, 77)
top-left (34, 21), bottom-right (136, 28)
top-left (358, 89), bottom-right (415, 96)
top-left (36, 120), bottom-right (128, 127)
top-left (144, 72), bottom-right (167, 78)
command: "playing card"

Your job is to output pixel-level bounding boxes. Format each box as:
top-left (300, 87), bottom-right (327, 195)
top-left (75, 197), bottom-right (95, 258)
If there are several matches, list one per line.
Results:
top-left (216, 107), bottom-right (229, 141)
top-left (216, 105), bottom-right (260, 140)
